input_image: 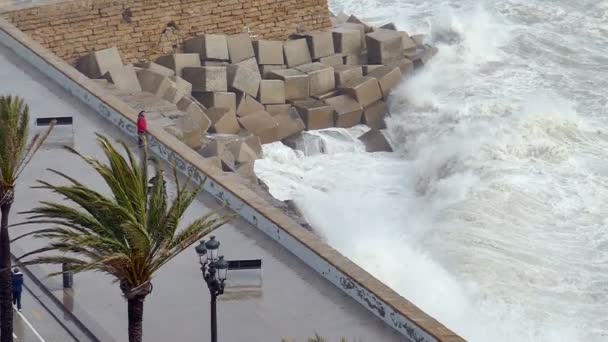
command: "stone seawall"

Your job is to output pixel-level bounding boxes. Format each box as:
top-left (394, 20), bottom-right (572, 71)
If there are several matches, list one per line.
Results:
top-left (0, 0), bottom-right (331, 64)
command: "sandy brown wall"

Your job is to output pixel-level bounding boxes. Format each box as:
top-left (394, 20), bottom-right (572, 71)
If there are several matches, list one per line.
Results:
top-left (1, 0), bottom-right (331, 64)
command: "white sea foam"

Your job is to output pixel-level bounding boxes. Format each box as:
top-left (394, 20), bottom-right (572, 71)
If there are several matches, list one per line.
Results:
top-left (256, 1), bottom-right (608, 340)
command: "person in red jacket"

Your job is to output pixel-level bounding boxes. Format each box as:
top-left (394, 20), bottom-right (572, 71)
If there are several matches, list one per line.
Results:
top-left (137, 111), bottom-right (147, 148)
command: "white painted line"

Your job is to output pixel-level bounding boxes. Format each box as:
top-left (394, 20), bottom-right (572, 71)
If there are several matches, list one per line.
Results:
top-left (13, 307), bottom-right (46, 342)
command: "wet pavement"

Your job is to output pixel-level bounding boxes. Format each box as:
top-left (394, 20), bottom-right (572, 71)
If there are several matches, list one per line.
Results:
top-left (0, 41), bottom-right (403, 341)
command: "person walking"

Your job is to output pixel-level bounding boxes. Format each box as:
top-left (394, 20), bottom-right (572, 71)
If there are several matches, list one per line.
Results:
top-left (12, 268), bottom-right (24, 312)
top-left (137, 111), bottom-right (147, 148)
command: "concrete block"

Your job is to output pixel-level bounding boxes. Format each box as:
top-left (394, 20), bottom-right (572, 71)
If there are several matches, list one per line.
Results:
top-left (367, 65), bottom-right (402, 97)
top-left (399, 32), bottom-right (417, 51)
top-left (359, 129), bottom-right (393, 152)
top-left (182, 66), bottom-right (227, 92)
top-left (76, 46), bottom-right (123, 79)
top-left (265, 104), bottom-right (293, 117)
top-left (337, 23), bottom-right (367, 49)
top-left (366, 29), bottom-right (403, 64)
top-left (379, 22), bottom-right (397, 30)
top-left (347, 15), bottom-right (372, 32)
top-left (297, 31), bottom-right (335, 59)
top-left (162, 76), bottom-right (192, 104)
top-left (283, 39), bottom-right (312, 67)
top-left (199, 139), bottom-right (236, 171)
top-left (103, 65), bottom-right (141, 92)
top-left (317, 54), bottom-right (344, 66)
top-left (194, 92), bottom-right (236, 114)
top-left (206, 107), bottom-right (240, 134)
top-left (339, 76), bottom-right (382, 107)
top-left (178, 98), bottom-right (212, 133)
top-left (334, 11), bottom-right (349, 26)
top-left (227, 33), bottom-right (255, 63)
top-left (293, 99), bottom-right (334, 130)
top-left (175, 115), bottom-right (203, 149)
top-left (155, 53), bottom-right (201, 77)
top-left (275, 107), bottom-right (306, 140)
top-left (183, 34), bottom-right (229, 61)
top-left (177, 95), bottom-right (207, 111)
top-left (203, 61), bottom-right (230, 66)
top-left (227, 64), bottom-right (261, 97)
top-left (260, 65), bottom-right (286, 79)
top-left (235, 162), bottom-right (257, 183)
top-left (362, 65), bottom-right (384, 75)
top-left (411, 34), bottom-right (425, 47)
top-left (389, 58), bottom-right (414, 75)
top-left (237, 112), bottom-right (279, 144)
top-left (236, 94), bottom-right (266, 117)
top-left (258, 80), bottom-right (286, 104)
top-left (324, 95), bottom-right (363, 128)
top-left (253, 40), bottom-right (284, 65)
top-left (238, 132), bottom-right (263, 157)
top-left (137, 69), bottom-right (173, 96)
top-left (228, 140), bottom-right (259, 164)
top-left (312, 89), bottom-right (340, 101)
top-left (363, 100), bottom-right (388, 130)
top-left (164, 125), bottom-right (184, 141)
top-left (268, 69), bottom-right (310, 100)
top-left (332, 28), bottom-right (362, 54)
top-left (133, 61), bottom-right (175, 77)
top-left (295, 62), bottom-right (336, 96)
top-left (332, 65), bottom-right (363, 86)
top-left (236, 57), bottom-right (261, 79)
top-left (343, 52), bottom-right (368, 65)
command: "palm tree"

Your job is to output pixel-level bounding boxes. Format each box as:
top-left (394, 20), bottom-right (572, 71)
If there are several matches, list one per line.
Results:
top-left (0, 95), bottom-right (53, 342)
top-left (13, 135), bottom-right (232, 342)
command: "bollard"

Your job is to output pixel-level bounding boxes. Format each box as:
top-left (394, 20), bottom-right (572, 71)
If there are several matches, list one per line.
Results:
top-left (62, 263), bottom-right (73, 288)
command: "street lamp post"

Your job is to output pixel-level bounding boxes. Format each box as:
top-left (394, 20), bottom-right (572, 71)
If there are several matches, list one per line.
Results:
top-left (195, 236), bottom-right (228, 342)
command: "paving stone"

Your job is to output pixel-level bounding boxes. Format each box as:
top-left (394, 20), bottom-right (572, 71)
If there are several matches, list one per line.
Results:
top-left (260, 65), bottom-right (286, 79)
top-left (162, 76), bottom-right (192, 104)
top-left (133, 61), bottom-right (175, 77)
top-left (366, 29), bottom-right (403, 64)
top-left (283, 39), bottom-right (313, 67)
top-left (258, 80), bottom-right (286, 104)
top-left (76, 46), bottom-right (123, 79)
top-left (206, 107), bottom-right (240, 134)
top-left (253, 40), bottom-right (284, 65)
top-left (295, 62), bottom-right (335, 96)
top-left (137, 69), bottom-right (173, 96)
top-left (388, 58), bottom-right (414, 75)
top-left (339, 76), bottom-right (383, 107)
top-left (362, 65), bottom-right (384, 75)
top-left (236, 94), bottom-right (266, 117)
top-left (103, 65), bottom-right (141, 92)
top-left (194, 92), bottom-right (236, 114)
top-left (268, 69), bottom-right (310, 100)
top-left (367, 65), bottom-right (402, 97)
top-left (265, 104), bottom-right (293, 117)
top-left (332, 28), bottom-right (362, 54)
top-left (274, 107), bottom-right (305, 140)
top-left (293, 99), bottom-right (334, 130)
top-left (182, 66), bottom-right (227, 92)
top-left (175, 115), bottom-right (204, 149)
top-left (227, 64), bottom-right (261, 97)
top-left (332, 65), bottom-right (363, 86)
top-left (324, 95), bottom-right (363, 128)
top-left (237, 111), bottom-right (279, 144)
top-left (362, 100), bottom-right (388, 130)
top-left (183, 34), bottom-right (229, 61)
top-left (227, 33), bottom-right (255, 63)
top-left (296, 31), bottom-right (335, 59)
top-left (155, 53), bottom-right (201, 77)
top-left (358, 129), bottom-right (393, 152)
top-left (317, 54), bottom-right (344, 66)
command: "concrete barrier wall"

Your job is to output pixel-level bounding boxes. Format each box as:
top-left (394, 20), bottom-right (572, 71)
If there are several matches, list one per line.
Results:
top-left (0, 17), bottom-right (465, 342)
top-left (1, 0), bottom-right (331, 64)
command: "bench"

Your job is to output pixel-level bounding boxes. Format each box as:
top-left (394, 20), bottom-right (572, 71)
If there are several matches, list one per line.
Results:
top-left (227, 259), bottom-right (262, 271)
top-left (36, 116), bottom-right (73, 126)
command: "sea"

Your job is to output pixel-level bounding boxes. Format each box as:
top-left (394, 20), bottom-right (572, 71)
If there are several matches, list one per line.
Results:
top-left (255, 0), bottom-right (608, 341)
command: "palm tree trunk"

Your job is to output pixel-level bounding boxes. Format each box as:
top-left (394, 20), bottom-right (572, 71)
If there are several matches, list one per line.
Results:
top-left (0, 202), bottom-right (13, 342)
top-left (127, 295), bottom-right (146, 342)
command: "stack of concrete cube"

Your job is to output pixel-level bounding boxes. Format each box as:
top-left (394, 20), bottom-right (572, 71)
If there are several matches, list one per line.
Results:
top-left (75, 13), bottom-right (436, 179)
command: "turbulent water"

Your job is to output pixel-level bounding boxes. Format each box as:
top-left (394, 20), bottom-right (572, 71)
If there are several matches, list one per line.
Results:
top-left (255, 1), bottom-right (608, 341)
